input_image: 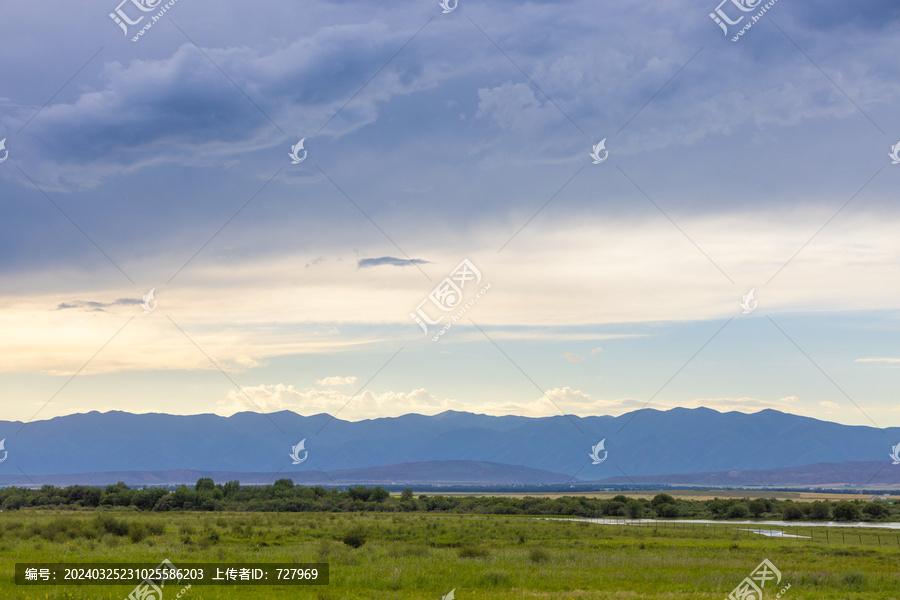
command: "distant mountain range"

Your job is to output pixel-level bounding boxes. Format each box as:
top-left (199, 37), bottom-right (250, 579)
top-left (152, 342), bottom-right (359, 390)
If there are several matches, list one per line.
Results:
top-left (0, 407), bottom-right (898, 486)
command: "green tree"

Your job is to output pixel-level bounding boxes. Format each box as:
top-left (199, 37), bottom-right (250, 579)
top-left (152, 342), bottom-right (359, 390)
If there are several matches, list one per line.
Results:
top-left (82, 488), bottom-right (101, 507)
top-left (862, 503), bottom-right (889, 519)
top-left (223, 480), bottom-right (241, 498)
top-left (651, 493), bottom-right (676, 509)
top-left (195, 478), bottom-right (216, 492)
top-left (400, 488), bottom-right (414, 502)
top-left (370, 486), bottom-right (390, 503)
top-left (807, 501), bottom-right (831, 520)
top-left (625, 499), bottom-right (643, 519)
top-left (657, 503), bottom-right (679, 518)
top-left (348, 486), bottom-right (372, 502)
top-left (748, 498), bottom-right (767, 518)
top-left (833, 501), bottom-right (861, 521)
top-left (782, 504), bottom-right (803, 520)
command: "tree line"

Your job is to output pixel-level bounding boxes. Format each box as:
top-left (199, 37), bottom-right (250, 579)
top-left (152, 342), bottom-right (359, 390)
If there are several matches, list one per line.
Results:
top-left (0, 481), bottom-right (897, 521)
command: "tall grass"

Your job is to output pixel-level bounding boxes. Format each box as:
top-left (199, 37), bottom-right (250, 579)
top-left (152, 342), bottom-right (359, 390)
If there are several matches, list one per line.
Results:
top-left (0, 510), bottom-right (897, 598)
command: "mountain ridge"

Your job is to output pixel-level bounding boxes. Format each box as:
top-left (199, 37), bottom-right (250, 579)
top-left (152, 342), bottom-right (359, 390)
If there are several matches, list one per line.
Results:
top-left (0, 407), bottom-right (897, 481)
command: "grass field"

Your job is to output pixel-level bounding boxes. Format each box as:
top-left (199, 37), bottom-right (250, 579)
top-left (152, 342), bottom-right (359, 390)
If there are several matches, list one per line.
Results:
top-left (0, 510), bottom-right (898, 599)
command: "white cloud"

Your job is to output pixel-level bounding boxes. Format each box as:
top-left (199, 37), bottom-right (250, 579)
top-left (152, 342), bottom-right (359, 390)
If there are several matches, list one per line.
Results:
top-left (856, 358), bottom-right (900, 363)
top-left (683, 396), bottom-right (800, 413)
top-left (218, 384), bottom-right (663, 420)
top-left (219, 384), bottom-right (449, 419)
top-left (476, 82), bottom-right (556, 131)
top-left (562, 352), bottom-right (583, 362)
top-left (820, 401), bottom-right (840, 409)
top-left (540, 387), bottom-right (665, 415)
top-left (591, 347), bottom-right (603, 355)
top-left (316, 376), bottom-right (358, 386)
top-left (4, 210), bottom-right (900, 375)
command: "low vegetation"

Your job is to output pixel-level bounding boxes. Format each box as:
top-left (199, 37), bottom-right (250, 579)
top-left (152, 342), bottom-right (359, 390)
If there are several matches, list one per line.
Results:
top-left (0, 510), bottom-right (897, 599)
top-left (1, 482), bottom-right (897, 522)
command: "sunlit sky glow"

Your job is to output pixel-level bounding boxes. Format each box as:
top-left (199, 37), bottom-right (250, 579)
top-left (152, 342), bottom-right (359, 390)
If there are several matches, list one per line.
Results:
top-left (1, 0), bottom-right (899, 429)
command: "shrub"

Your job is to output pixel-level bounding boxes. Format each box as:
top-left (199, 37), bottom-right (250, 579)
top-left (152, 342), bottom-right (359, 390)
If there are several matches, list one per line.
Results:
top-left (748, 499), bottom-right (767, 518)
top-left (625, 500), bottom-right (644, 519)
top-left (458, 546), bottom-right (490, 558)
top-left (727, 504), bottom-right (749, 519)
top-left (862, 503), bottom-right (889, 519)
top-left (807, 501), bottom-right (831, 520)
top-left (603, 501), bottom-right (625, 517)
top-left (128, 523), bottom-right (148, 543)
top-left (841, 571), bottom-right (865, 589)
top-left (341, 528), bottom-right (366, 548)
top-left (650, 493), bottom-right (676, 509)
top-left (479, 572), bottom-right (511, 586)
top-left (528, 548), bottom-right (550, 563)
top-left (95, 514), bottom-right (129, 537)
top-left (657, 504), bottom-right (679, 518)
top-left (782, 505), bottom-right (803, 521)
top-left (145, 521), bottom-right (165, 536)
top-left (833, 501), bottom-right (861, 522)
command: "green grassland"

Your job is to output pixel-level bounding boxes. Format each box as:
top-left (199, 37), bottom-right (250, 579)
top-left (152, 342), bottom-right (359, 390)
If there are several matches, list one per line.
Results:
top-left (0, 510), bottom-right (898, 599)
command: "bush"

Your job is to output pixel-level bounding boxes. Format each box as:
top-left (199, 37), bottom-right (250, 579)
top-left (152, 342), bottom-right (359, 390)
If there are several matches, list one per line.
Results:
top-left (833, 501), bottom-right (861, 522)
top-left (656, 504), bottom-right (679, 518)
top-left (862, 503), bottom-right (888, 519)
top-left (727, 504), bottom-right (749, 519)
top-left (603, 501), bottom-right (625, 517)
top-left (145, 521), bottom-right (165, 536)
top-left (650, 494), bottom-right (676, 509)
top-left (841, 571), bottom-right (866, 589)
top-left (748, 499), bottom-right (767, 518)
top-left (128, 523), bottom-right (148, 543)
top-left (95, 514), bottom-right (130, 537)
top-left (528, 548), bottom-right (550, 563)
top-left (807, 501), bottom-right (831, 520)
top-left (479, 572), bottom-right (511, 586)
top-left (782, 505), bottom-right (803, 521)
top-left (625, 500), bottom-right (644, 519)
top-left (458, 546), bottom-right (490, 558)
top-left (341, 528), bottom-right (366, 548)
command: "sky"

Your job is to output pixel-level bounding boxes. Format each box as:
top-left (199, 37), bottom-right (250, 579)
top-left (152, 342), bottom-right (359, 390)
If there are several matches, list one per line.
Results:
top-left (1, 0), bottom-right (899, 430)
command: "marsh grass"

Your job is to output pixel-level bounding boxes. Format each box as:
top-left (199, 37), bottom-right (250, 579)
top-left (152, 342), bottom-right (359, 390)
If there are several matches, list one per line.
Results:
top-left (0, 511), bottom-right (897, 598)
